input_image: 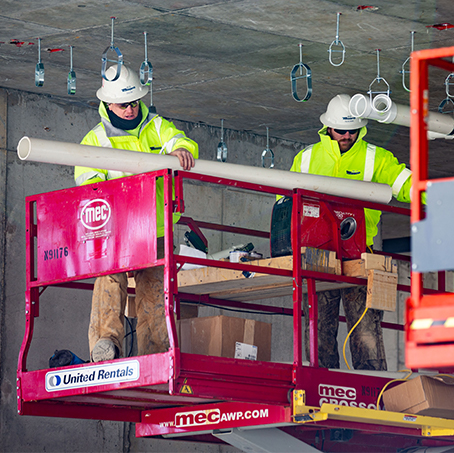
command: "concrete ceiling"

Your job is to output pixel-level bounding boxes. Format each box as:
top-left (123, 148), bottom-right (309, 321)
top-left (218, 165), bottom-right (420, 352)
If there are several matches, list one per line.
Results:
top-left (1, 0), bottom-right (454, 177)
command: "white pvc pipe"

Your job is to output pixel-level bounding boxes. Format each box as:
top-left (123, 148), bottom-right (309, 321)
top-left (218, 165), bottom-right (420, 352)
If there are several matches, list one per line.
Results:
top-left (17, 136), bottom-right (392, 204)
top-left (350, 93), bottom-right (454, 135)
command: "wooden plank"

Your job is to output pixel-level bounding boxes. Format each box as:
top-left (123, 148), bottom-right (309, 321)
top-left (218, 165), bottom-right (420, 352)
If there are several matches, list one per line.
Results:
top-left (207, 280), bottom-right (358, 302)
top-left (343, 253), bottom-right (396, 277)
top-left (178, 271), bottom-right (292, 295)
top-left (301, 247), bottom-right (341, 275)
top-left (177, 256), bottom-right (292, 290)
top-left (366, 269), bottom-right (398, 311)
top-left (127, 254), bottom-right (359, 302)
top-left (176, 253), bottom-right (357, 301)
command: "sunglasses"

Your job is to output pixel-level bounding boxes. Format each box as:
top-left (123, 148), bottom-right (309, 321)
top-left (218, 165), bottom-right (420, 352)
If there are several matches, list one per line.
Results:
top-left (116, 100), bottom-right (139, 110)
top-left (333, 128), bottom-right (359, 135)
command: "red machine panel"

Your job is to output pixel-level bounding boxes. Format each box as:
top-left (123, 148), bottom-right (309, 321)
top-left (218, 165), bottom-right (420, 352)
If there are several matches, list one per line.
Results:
top-left (271, 196), bottom-right (366, 260)
top-left (34, 173), bottom-right (158, 284)
top-left (300, 199), bottom-right (366, 259)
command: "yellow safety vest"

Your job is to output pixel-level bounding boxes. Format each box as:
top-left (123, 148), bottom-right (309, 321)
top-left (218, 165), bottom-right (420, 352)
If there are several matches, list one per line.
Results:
top-left (74, 101), bottom-right (199, 237)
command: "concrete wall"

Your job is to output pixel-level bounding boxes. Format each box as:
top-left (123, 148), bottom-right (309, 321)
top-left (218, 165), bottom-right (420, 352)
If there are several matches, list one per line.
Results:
top-left (0, 88), bottom-right (413, 452)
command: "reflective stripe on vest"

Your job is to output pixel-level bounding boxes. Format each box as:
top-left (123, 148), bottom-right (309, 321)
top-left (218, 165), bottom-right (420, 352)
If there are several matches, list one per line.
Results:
top-left (301, 143), bottom-right (376, 180)
top-left (152, 116), bottom-right (185, 154)
top-left (92, 125), bottom-right (132, 180)
top-left (75, 170), bottom-right (106, 186)
top-left (363, 143), bottom-right (376, 182)
top-left (300, 145), bottom-right (313, 173)
top-left (392, 167), bottom-right (412, 197)
top-left (92, 123), bottom-right (113, 147)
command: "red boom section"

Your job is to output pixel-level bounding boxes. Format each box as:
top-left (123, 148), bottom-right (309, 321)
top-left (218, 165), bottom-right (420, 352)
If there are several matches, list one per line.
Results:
top-left (407, 46), bottom-right (454, 370)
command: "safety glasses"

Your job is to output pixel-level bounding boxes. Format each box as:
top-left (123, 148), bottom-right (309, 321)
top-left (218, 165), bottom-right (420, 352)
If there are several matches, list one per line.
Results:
top-left (333, 128), bottom-right (359, 135)
top-left (117, 100), bottom-right (139, 110)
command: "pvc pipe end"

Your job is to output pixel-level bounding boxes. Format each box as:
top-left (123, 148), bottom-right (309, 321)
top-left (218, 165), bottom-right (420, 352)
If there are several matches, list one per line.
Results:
top-left (17, 136), bottom-right (31, 161)
top-left (349, 94), bottom-right (369, 118)
top-left (372, 94), bottom-right (392, 114)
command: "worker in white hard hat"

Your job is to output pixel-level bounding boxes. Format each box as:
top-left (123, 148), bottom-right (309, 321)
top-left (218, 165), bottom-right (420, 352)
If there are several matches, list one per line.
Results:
top-left (75, 65), bottom-right (198, 362)
top-left (290, 93), bottom-right (413, 371)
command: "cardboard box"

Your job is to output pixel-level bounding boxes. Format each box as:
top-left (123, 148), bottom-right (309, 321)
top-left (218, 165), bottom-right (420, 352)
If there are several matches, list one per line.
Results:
top-left (382, 375), bottom-right (454, 419)
top-left (178, 315), bottom-right (272, 361)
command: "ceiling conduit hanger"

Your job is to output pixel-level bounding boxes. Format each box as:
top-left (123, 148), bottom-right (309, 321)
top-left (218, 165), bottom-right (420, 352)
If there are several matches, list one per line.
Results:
top-left (261, 126), bottom-right (274, 168)
top-left (367, 48), bottom-right (391, 113)
top-left (328, 12), bottom-right (346, 67)
top-left (290, 43), bottom-right (312, 102)
top-left (438, 57), bottom-right (454, 114)
top-left (101, 16), bottom-right (123, 82)
top-left (67, 45), bottom-right (76, 95)
top-left (35, 37), bottom-right (44, 87)
top-left (216, 119), bottom-right (227, 162)
top-left (400, 30), bottom-right (416, 93)
top-left (140, 31), bottom-right (156, 113)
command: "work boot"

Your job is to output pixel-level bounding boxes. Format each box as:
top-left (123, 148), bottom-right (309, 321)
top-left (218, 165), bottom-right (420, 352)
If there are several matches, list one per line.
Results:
top-left (91, 339), bottom-right (119, 362)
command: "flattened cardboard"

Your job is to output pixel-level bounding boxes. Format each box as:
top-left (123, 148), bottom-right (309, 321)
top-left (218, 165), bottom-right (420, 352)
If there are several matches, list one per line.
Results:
top-left (178, 315), bottom-right (271, 361)
top-left (382, 375), bottom-right (454, 420)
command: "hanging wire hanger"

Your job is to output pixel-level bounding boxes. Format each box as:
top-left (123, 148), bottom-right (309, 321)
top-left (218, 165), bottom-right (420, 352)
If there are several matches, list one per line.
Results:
top-left (101, 17), bottom-right (123, 81)
top-left (261, 126), bottom-right (275, 168)
top-left (367, 49), bottom-right (391, 112)
top-left (35, 37), bottom-right (44, 87)
top-left (290, 43), bottom-right (312, 102)
top-left (139, 31), bottom-right (156, 113)
top-left (217, 119), bottom-right (227, 162)
top-left (67, 45), bottom-right (76, 95)
top-left (328, 12), bottom-right (346, 67)
top-left (438, 59), bottom-right (454, 114)
top-left (400, 31), bottom-right (416, 93)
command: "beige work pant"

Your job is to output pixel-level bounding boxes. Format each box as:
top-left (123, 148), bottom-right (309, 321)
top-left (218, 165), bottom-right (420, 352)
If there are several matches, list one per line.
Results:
top-left (88, 241), bottom-right (169, 359)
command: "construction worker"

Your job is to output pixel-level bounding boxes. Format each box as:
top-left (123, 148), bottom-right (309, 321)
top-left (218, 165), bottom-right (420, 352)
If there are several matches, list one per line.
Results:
top-left (290, 93), bottom-right (412, 371)
top-left (75, 65), bottom-right (198, 362)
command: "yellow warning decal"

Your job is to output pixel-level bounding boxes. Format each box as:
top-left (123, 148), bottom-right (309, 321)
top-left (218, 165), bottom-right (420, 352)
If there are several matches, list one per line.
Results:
top-left (180, 378), bottom-right (193, 394)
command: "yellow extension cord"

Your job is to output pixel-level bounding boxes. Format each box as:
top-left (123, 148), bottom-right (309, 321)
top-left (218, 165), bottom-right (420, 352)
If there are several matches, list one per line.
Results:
top-left (342, 244), bottom-right (374, 370)
top-left (342, 305), bottom-right (368, 370)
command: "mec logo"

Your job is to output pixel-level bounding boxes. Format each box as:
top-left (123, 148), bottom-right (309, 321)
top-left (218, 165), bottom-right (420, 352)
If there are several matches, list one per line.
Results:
top-left (80, 199), bottom-right (111, 230)
top-left (175, 409), bottom-right (220, 427)
top-left (318, 383), bottom-right (356, 400)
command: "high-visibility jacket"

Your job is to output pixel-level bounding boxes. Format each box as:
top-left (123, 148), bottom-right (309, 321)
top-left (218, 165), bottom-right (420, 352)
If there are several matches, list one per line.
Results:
top-left (75, 101), bottom-right (199, 237)
top-left (290, 126), bottom-right (412, 246)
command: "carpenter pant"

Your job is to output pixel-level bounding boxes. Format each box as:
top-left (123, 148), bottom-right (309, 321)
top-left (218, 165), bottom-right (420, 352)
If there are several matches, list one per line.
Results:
top-left (88, 240), bottom-right (169, 359)
top-left (303, 286), bottom-right (387, 370)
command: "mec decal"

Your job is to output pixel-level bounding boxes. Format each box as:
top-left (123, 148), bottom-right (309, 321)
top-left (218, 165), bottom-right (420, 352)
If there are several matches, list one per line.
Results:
top-left (80, 199), bottom-right (111, 230)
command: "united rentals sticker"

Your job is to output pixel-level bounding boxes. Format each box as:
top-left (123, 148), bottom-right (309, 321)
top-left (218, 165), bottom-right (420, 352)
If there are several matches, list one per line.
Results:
top-left (45, 360), bottom-right (139, 392)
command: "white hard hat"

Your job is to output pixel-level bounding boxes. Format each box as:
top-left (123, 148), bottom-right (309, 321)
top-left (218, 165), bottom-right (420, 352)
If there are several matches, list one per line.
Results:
top-left (320, 94), bottom-right (368, 129)
top-left (96, 65), bottom-right (149, 104)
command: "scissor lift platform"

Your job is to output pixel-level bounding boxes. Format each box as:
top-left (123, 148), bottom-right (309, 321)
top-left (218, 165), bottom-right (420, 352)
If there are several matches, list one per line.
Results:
top-left (17, 168), bottom-right (454, 451)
